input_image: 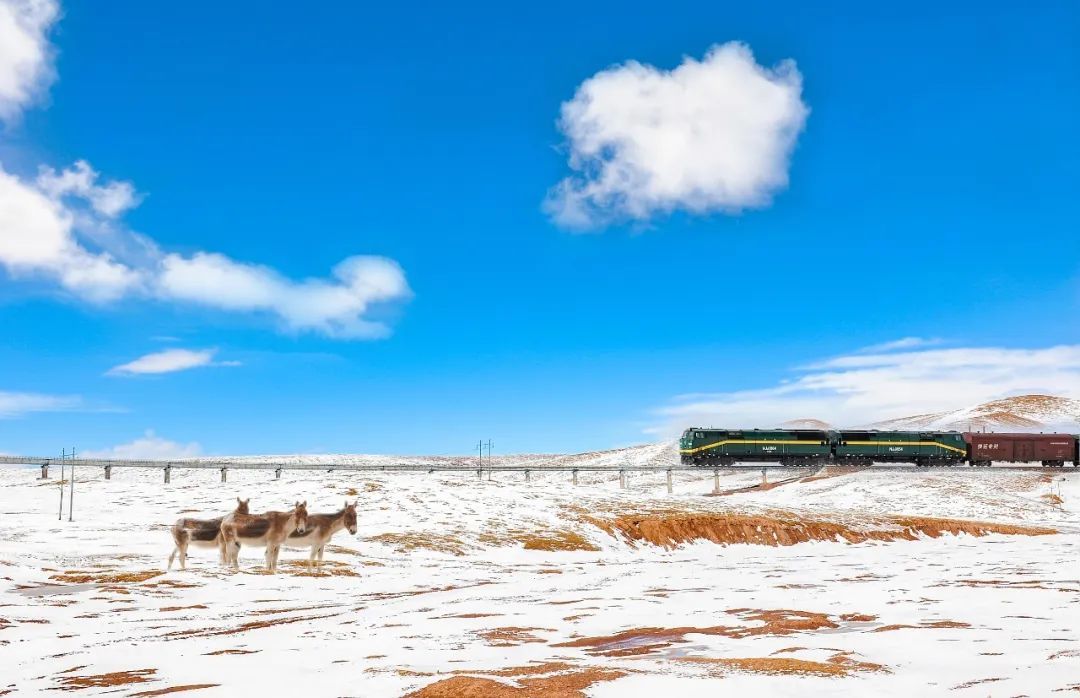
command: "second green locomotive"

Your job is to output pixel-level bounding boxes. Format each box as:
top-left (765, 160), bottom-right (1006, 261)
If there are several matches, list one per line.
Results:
top-left (680, 428), bottom-right (967, 466)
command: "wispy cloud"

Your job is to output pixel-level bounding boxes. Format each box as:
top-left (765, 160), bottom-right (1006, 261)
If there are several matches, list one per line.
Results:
top-left (82, 430), bottom-right (201, 460)
top-left (854, 337), bottom-right (944, 354)
top-left (107, 348), bottom-right (239, 376)
top-left (0, 389), bottom-right (78, 417)
top-left (653, 344), bottom-right (1080, 435)
top-left (545, 42), bottom-right (809, 229)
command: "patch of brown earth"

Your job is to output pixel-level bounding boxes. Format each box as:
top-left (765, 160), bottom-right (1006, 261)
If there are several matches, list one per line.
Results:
top-left (588, 512), bottom-right (1055, 549)
top-left (405, 668), bottom-right (626, 697)
top-left (553, 609), bottom-right (840, 655)
top-left (50, 570), bottom-right (162, 584)
top-left (681, 652), bottom-right (888, 677)
top-left (437, 613), bottom-right (502, 619)
top-left (1043, 494), bottom-right (1064, 505)
top-left (55, 668), bottom-right (156, 690)
top-left (521, 531), bottom-right (599, 552)
top-left (839, 613), bottom-right (877, 622)
top-left (160, 605), bottom-right (207, 612)
top-left (203, 649), bottom-right (259, 655)
top-left (477, 627), bottom-right (552, 647)
top-left (129, 685), bottom-right (219, 697)
top-left (872, 620), bottom-right (970, 632)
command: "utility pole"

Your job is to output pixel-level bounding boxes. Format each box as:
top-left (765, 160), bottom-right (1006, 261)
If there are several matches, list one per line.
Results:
top-left (58, 448), bottom-right (65, 521)
top-left (477, 440), bottom-right (483, 469)
top-left (68, 447), bottom-right (76, 522)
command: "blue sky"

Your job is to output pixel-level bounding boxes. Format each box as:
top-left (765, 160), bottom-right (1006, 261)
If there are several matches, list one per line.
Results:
top-left (0, 0), bottom-right (1078, 456)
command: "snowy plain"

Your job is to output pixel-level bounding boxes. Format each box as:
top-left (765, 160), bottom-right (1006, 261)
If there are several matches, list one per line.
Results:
top-left (1, 445), bottom-right (1078, 697)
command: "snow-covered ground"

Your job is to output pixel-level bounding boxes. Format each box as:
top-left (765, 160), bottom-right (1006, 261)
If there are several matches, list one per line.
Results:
top-left (1, 457), bottom-right (1078, 697)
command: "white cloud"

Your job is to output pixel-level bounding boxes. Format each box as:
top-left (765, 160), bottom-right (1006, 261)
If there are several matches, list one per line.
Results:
top-left (0, 163), bottom-right (412, 336)
top-left (0, 0), bottom-right (59, 124)
top-left (36, 160), bottom-right (141, 217)
top-left (654, 344), bottom-right (1080, 434)
top-left (82, 430), bottom-right (201, 460)
top-left (545, 42), bottom-right (808, 228)
top-left (0, 388), bottom-right (77, 417)
top-left (157, 253), bottom-right (409, 338)
top-left (107, 348), bottom-right (235, 376)
top-left (0, 166), bottom-right (141, 301)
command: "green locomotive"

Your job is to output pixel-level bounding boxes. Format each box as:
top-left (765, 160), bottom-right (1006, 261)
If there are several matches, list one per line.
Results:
top-left (679, 428), bottom-right (967, 466)
top-left (678, 428), bottom-right (831, 466)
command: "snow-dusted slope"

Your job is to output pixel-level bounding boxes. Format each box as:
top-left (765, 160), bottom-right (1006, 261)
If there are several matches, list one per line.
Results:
top-left (1, 464), bottom-right (1078, 696)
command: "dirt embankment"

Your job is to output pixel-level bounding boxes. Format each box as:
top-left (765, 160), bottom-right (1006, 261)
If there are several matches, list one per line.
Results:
top-left (586, 512), bottom-right (1056, 549)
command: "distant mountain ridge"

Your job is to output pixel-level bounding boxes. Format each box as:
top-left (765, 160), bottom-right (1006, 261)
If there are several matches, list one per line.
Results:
top-left (776, 395), bottom-right (1080, 432)
top-left (870, 394), bottom-right (1080, 432)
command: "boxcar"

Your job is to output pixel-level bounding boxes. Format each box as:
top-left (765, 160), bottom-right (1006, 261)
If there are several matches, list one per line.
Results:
top-left (679, 428), bottom-right (831, 466)
top-left (965, 432), bottom-right (1076, 467)
top-left (833, 430), bottom-right (966, 466)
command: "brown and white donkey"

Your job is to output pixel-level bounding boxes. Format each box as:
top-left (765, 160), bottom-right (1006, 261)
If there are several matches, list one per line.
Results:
top-left (284, 500), bottom-right (358, 571)
top-left (220, 501), bottom-right (309, 572)
top-left (168, 497), bottom-right (250, 570)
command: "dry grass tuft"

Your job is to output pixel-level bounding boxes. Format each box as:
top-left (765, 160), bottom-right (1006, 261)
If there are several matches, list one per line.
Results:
top-left (521, 531), bottom-right (599, 552)
top-left (50, 570), bottom-right (162, 584)
top-left (367, 532), bottom-right (466, 556)
top-left (587, 512), bottom-right (1056, 549)
top-left (476, 627), bottom-right (552, 647)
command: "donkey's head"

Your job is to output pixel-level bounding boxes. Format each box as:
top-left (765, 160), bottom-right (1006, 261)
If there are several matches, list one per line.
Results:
top-left (343, 499), bottom-right (358, 535)
top-left (293, 500), bottom-right (309, 534)
top-left (236, 497), bottom-right (251, 514)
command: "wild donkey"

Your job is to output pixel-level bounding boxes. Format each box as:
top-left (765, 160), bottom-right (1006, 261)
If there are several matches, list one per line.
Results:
top-left (220, 501), bottom-right (308, 573)
top-left (168, 497), bottom-right (250, 570)
top-left (284, 500), bottom-right (358, 571)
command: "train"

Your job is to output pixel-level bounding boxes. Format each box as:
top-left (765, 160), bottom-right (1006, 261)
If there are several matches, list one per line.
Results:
top-left (678, 428), bottom-right (1079, 467)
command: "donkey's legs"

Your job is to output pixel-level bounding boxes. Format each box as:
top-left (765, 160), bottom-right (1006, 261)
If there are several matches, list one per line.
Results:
top-left (317, 545), bottom-right (325, 570)
top-left (308, 546), bottom-right (317, 572)
top-left (167, 546), bottom-right (178, 571)
top-left (221, 529), bottom-right (241, 570)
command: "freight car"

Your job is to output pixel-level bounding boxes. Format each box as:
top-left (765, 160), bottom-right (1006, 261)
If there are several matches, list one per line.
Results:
top-left (966, 432), bottom-right (1076, 468)
top-left (679, 428), bottom-right (1079, 467)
